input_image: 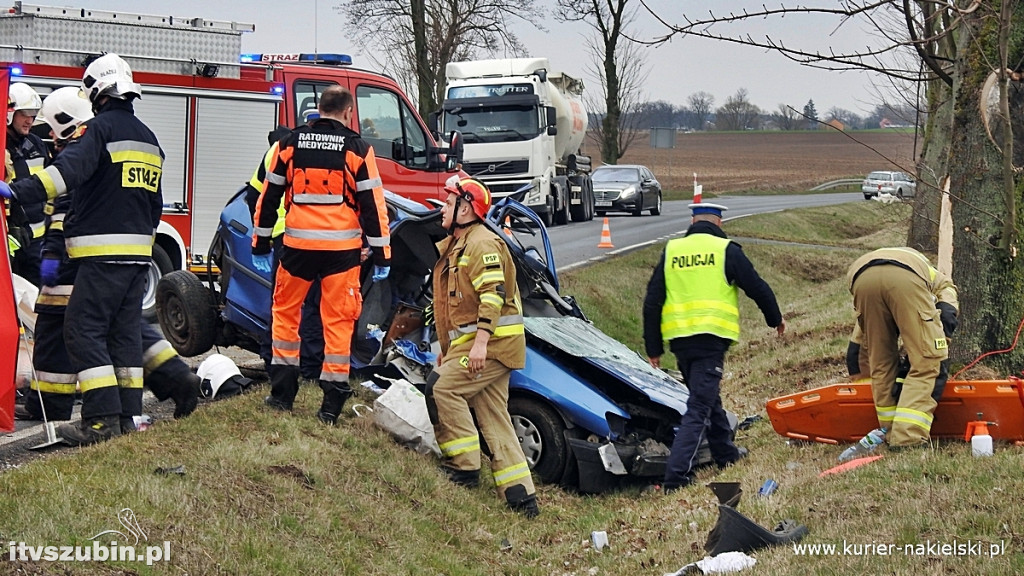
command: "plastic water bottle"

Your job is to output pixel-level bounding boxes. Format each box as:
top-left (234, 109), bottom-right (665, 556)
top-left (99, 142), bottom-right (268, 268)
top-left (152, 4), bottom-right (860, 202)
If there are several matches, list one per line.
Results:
top-left (838, 427), bottom-right (887, 461)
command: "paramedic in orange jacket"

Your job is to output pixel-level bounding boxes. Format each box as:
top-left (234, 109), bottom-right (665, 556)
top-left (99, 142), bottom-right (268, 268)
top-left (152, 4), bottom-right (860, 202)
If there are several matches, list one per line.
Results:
top-left (251, 85), bottom-right (390, 424)
top-left (426, 177), bottom-right (539, 518)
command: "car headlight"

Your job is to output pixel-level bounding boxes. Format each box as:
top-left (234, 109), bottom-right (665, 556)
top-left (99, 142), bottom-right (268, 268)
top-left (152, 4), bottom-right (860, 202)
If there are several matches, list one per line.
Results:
top-left (619, 185), bottom-right (636, 198)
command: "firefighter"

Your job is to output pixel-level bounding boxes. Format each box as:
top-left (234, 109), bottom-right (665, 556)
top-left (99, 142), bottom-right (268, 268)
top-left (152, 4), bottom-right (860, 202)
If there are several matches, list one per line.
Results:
top-left (5, 82), bottom-right (49, 286)
top-left (251, 85), bottom-right (390, 425)
top-left (0, 54), bottom-right (165, 445)
top-left (425, 177), bottom-right (539, 518)
top-left (846, 247), bottom-right (958, 449)
top-left (245, 125), bottom-right (325, 380)
top-left (643, 201), bottom-right (785, 492)
top-left (15, 87), bottom-right (200, 426)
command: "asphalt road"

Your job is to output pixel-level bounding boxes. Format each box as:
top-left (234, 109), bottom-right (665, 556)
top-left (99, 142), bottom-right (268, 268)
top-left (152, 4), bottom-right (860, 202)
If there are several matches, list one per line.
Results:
top-left (2, 192), bottom-right (861, 462)
top-left (547, 193), bottom-right (863, 272)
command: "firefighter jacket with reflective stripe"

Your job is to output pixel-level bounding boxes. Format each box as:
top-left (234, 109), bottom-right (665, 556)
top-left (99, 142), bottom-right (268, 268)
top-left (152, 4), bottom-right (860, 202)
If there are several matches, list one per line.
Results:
top-left (847, 247), bottom-right (958, 309)
top-left (251, 118), bottom-right (390, 264)
top-left (661, 234), bottom-right (740, 341)
top-left (432, 222), bottom-right (525, 369)
top-left (10, 99), bottom-right (164, 263)
top-left (5, 129), bottom-right (50, 234)
top-left (34, 192), bottom-right (78, 313)
top-left (246, 143), bottom-right (286, 238)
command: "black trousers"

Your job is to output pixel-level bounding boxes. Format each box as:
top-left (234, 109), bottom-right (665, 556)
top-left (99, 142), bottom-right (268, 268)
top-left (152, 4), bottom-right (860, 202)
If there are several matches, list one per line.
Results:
top-left (64, 262), bottom-right (146, 420)
top-left (663, 342), bottom-right (740, 489)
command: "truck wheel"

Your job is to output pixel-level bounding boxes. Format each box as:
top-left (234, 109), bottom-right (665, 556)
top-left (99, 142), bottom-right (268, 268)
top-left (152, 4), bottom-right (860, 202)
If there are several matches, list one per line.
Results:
top-left (142, 244), bottom-right (174, 321)
top-left (585, 181), bottom-right (595, 221)
top-left (554, 194), bottom-right (570, 226)
top-left (508, 397), bottom-right (569, 486)
top-left (540, 199), bottom-right (554, 227)
top-left (570, 198), bottom-right (587, 222)
top-left (156, 270), bottom-right (217, 357)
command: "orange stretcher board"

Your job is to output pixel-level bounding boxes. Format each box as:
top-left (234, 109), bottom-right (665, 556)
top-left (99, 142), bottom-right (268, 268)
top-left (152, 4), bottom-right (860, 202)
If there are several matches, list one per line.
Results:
top-left (765, 380), bottom-right (1024, 444)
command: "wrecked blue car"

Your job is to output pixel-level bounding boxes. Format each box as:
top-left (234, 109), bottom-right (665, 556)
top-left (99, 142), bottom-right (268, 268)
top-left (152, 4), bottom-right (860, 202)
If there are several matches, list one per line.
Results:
top-left (156, 190), bottom-right (732, 493)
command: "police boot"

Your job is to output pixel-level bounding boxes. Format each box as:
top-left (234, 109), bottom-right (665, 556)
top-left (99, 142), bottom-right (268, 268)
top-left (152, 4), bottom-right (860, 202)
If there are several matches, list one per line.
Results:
top-left (171, 373), bottom-right (202, 419)
top-left (316, 384), bottom-right (352, 425)
top-left (58, 416), bottom-right (122, 447)
top-left (442, 466), bottom-right (480, 488)
top-left (504, 484), bottom-right (540, 519)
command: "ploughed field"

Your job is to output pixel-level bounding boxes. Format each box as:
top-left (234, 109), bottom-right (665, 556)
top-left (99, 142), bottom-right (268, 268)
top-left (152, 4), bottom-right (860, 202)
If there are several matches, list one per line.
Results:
top-left (601, 130), bottom-right (919, 194)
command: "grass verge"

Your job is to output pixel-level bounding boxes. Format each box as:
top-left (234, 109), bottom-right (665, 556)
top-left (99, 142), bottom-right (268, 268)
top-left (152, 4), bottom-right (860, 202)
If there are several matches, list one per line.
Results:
top-left (3, 200), bottom-right (1022, 575)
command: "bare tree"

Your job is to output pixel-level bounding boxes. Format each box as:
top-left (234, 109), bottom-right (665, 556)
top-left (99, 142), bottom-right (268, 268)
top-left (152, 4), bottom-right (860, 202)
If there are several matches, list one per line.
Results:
top-left (716, 89), bottom-right (761, 131)
top-left (827, 106), bottom-right (863, 129)
top-left (558, 0), bottom-right (648, 163)
top-left (634, 1), bottom-right (1024, 371)
top-left (773, 103), bottom-right (800, 131)
top-left (335, 0), bottom-right (541, 118)
top-left (687, 91), bottom-right (714, 131)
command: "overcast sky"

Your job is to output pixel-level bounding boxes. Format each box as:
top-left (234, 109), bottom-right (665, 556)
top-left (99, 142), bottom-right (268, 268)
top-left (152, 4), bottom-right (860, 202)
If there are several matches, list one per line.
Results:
top-left (62, 1), bottom-right (887, 116)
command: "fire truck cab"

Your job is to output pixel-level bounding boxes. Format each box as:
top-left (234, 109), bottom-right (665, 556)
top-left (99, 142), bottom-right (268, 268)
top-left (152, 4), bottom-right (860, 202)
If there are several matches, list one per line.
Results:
top-left (1, 3), bottom-right (458, 318)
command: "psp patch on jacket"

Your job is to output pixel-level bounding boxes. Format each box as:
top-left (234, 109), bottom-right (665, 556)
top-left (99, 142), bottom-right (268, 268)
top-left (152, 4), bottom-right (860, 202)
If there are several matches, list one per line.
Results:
top-left (482, 253), bottom-right (500, 266)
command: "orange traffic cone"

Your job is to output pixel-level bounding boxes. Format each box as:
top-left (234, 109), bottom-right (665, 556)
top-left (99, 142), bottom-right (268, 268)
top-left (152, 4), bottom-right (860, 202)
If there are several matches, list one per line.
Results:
top-left (597, 217), bottom-right (614, 248)
top-left (503, 216), bottom-right (513, 237)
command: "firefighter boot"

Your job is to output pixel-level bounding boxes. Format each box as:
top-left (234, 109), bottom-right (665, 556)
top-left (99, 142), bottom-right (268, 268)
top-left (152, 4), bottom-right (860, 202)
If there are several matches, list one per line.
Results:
top-left (58, 416), bottom-right (122, 446)
top-left (316, 383), bottom-right (352, 425)
top-left (171, 373), bottom-right (201, 419)
top-left (442, 466), bottom-right (480, 488)
top-left (504, 484), bottom-right (540, 518)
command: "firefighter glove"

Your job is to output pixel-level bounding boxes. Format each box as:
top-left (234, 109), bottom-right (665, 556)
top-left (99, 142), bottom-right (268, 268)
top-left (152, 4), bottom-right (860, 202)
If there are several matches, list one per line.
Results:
top-left (0, 180), bottom-right (12, 200)
top-left (371, 265), bottom-right (390, 283)
top-left (40, 257), bottom-right (61, 287)
top-left (423, 301), bottom-right (434, 326)
top-left (252, 252), bottom-right (273, 274)
top-left (936, 301), bottom-right (958, 338)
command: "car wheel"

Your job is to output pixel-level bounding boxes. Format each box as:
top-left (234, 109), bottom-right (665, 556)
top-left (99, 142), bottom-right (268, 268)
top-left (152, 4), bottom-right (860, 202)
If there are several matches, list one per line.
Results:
top-left (156, 270), bottom-right (218, 357)
top-left (142, 244), bottom-right (174, 321)
top-left (508, 397), bottom-right (569, 485)
top-left (896, 188), bottom-right (904, 199)
top-left (864, 194), bottom-right (873, 200)
top-left (633, 193), bottom-right (644, 216)
top-left (596, 210), bottom-right (606, 217)
top-left (650, 192), bottom-right (662, 216)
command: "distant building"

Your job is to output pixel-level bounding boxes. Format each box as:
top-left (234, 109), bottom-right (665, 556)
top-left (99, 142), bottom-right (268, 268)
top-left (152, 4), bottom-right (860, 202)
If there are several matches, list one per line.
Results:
top-left (826, 118), bottom-right (845, 131)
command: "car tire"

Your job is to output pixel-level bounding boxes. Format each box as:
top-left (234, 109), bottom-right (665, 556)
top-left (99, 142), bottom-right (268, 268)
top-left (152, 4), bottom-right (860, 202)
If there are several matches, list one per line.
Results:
top-left (508, 397), bottom-right (569, 486)
top-left (650, 192), bottom-right (662, 216)
top-left (896, 188), bottom-right (904, 199)
top-left (142, 244), bottom-right (174, 321)
top-left (633, 193), bottom-right (644, 216)
top-left (596, 210), bottom-right (606, 217)
top-left (156, 270), bottom-right (218, 357)
top-left (864, 194), bottom-right (873, 200)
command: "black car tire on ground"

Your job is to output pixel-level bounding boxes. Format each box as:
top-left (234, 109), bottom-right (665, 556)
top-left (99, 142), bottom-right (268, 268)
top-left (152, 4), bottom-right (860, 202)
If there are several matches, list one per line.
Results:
top-left (508, 396), bottom-right (569, 485)
top-left (596, 210), bottom-right (606, 217)
top-left (142, 244), bottom-right (174, 320)
top-left (156, 270), bottom-right (218, 357)
top-left (633, 193), bottom-right (644, 216)
top-left (864, 194), bottom-right (873, 200)
top-left (651, 192), bottom-right (662, 216)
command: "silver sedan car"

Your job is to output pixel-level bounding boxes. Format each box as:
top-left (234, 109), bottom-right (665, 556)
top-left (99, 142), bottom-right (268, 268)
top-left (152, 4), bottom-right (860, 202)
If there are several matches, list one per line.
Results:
top-left (862, 171), bottom-right (916, 200)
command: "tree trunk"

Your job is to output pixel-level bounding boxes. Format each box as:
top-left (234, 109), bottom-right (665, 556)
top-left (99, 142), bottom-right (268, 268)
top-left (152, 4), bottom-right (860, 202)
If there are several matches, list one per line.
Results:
top-left (945, 8), bottom-right (1024, 372)
top-left (411, 0), bottom-right (435, 119)
top-left (601, 41), bottom-right (621, 164)
top-left (908, 78), bottom-right (954, 253)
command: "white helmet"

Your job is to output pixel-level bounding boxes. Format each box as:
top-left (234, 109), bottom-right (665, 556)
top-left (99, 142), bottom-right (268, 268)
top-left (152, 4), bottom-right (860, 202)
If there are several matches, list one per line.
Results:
top-left (81, 53), bottom-right (141, 103)
top-left (196, 354), bottom-right (243, 399)
top-left (7, 82), bottom-right (42, 124)
top-left (40, 86), bottom-right (94, 141)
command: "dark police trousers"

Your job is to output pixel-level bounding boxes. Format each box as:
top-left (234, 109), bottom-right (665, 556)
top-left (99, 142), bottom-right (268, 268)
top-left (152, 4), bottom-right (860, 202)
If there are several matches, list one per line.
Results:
top-left (64, 262), bottom-right (147, 421)
top-left (664, 342), bottom-right (741, 489)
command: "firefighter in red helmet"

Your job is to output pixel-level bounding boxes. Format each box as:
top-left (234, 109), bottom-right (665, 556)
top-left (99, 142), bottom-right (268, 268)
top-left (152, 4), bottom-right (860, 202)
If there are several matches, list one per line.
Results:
top-left (425, 176), bottom-right (539, 518)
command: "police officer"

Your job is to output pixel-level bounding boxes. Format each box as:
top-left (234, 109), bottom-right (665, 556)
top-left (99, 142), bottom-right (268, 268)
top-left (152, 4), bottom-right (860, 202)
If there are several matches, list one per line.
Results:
top-left (0, 54), bottom-right (165, 445)
top-left (5, 82), bottom-right (49, 286)
top-left (847, 247), bottom-right (958, 449)
top-left (15, 87), bottom-right (200, 427)
top-left (426, 176), bottom-right (539, 518)
top-left (643, 201), bottom-right (785, 491)
top-left (245, 125), bottom-right (324, 380)
top-left (252, 85), bottom-right (390, 424)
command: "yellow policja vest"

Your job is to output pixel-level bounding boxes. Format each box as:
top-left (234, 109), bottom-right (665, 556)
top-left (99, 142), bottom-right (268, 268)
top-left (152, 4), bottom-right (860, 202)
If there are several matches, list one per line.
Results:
top-left (661, 234), bottom-right (740, 341)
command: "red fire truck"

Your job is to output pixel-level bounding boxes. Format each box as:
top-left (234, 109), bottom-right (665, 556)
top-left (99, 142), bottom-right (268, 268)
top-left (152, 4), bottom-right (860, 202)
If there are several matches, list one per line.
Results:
top-left (1, 3), bottom-right (457, 317)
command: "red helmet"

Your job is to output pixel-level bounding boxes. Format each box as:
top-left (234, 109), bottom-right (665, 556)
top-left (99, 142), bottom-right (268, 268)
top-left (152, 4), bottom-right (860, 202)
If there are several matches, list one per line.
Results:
top-left (444, 177), bottom-right (491, 220)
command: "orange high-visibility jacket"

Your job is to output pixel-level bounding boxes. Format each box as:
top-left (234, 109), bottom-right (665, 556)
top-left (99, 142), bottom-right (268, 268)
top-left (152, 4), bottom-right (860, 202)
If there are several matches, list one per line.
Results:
top-left (251, 118), bottom-right (390, 263)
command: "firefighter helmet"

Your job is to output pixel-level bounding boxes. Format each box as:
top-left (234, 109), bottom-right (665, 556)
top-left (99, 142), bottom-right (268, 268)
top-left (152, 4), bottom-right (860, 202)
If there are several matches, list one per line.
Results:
top-left (7, 83), bottom-right (42, 125)
top-left (81, 53), bottom-right (142, 103)
top-left (444, 177), bottom-right (491, 220)
top-left (39, 86), bottom-right (94, 141)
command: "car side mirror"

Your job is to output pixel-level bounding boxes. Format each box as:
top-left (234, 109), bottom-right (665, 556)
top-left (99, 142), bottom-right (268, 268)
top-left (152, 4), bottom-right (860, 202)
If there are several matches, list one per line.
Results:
top-left (445, 130), bottom-right (463, 172)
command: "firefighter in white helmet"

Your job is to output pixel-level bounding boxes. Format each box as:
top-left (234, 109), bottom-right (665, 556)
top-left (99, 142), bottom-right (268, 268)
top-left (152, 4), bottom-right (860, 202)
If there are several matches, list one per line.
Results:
top-left (15, 87), bottom-right (200, 427)
top-left (5, 82), bottom-right (50, 286)
top-left (0, 54), bottom-right (165, 445)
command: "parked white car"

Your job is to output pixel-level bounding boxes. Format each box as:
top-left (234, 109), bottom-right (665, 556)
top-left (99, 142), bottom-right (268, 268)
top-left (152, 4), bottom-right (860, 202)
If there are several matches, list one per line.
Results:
top-left (862, 171), bottom-right (916, 200)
